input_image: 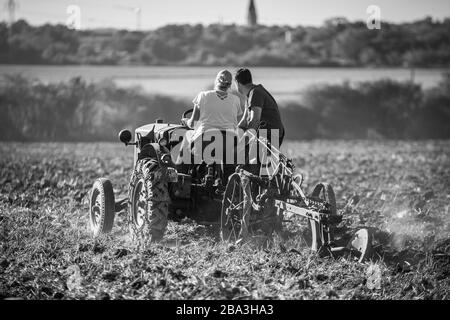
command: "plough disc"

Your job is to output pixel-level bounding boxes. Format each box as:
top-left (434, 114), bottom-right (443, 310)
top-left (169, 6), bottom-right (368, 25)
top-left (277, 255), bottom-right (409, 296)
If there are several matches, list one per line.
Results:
top-left (346, 228), bottom-right (373, 262)
top-left (285, 180), bottom-right (324, 251)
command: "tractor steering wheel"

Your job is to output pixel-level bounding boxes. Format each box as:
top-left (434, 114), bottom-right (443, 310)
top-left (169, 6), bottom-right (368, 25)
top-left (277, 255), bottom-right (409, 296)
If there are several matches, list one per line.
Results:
top-left (182, 109), bottom-right (193, 119)
top-left (181, 109), bottom-right (194, 127)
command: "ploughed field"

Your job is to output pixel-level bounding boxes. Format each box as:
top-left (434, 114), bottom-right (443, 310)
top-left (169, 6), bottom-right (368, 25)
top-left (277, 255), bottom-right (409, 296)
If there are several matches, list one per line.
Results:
top-left (0, 141), bottom-right (449, 300)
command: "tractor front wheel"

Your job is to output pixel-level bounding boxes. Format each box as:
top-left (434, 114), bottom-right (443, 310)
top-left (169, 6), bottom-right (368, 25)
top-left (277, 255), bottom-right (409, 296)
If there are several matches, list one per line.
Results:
top-left (89, 178), bottom-right (115, 237)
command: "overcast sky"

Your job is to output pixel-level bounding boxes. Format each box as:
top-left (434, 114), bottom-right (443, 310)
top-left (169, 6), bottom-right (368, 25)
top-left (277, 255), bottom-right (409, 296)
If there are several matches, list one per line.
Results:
top-left (2, 0), bottom-right (450, 30)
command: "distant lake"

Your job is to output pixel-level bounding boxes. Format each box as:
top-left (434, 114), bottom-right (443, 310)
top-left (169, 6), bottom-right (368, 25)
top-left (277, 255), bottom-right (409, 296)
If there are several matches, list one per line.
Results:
top-left (0, 65), bottom-right (448, 102)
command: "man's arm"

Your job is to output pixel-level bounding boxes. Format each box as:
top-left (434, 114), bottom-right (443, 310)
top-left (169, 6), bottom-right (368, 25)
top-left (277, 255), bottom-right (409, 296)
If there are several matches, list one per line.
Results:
top-left (186, 104), bottom-right (200, 129)
top-left (238, 106), bottom-right (249, 129)
top-left (247, 107), bottom-right (262, 130)
top-left (245, 88), bottom-right (264, 130)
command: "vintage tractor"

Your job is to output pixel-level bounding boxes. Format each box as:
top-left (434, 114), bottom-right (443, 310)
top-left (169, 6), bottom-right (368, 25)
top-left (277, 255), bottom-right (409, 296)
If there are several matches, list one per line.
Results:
top-left (88, 109), bottom-right (372, 261)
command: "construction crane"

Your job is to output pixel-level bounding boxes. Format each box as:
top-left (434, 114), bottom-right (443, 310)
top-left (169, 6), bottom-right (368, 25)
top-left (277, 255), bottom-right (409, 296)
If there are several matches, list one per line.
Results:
top-left (115, 4), bottom-right (141, 30)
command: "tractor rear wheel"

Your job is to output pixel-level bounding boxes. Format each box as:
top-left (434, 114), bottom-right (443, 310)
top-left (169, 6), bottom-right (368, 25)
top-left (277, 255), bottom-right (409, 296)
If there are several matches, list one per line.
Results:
top-left (89, 178), bottom-right (115, 237)
top-left (311, 182), bottom-right (338, 246)
top-left (221, 173), bottom-right (253, 242)
top-left (128, 159), bottom-right (170, 244)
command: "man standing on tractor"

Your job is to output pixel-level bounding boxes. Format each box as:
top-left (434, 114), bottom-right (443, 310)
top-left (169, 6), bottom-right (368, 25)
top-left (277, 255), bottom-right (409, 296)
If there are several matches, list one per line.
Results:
top-left (233, 68), bottom-right (286, 239)
top-left (235, 68), bottom-right (285, 147)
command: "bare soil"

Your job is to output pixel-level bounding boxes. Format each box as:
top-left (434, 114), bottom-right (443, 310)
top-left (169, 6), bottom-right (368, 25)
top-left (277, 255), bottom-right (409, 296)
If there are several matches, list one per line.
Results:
top-left (1, 141), bottom-right (449, 300)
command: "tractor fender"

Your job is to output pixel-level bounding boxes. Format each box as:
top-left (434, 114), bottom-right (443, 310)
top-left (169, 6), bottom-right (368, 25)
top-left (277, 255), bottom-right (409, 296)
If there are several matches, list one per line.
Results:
top-left (139, 143), bottom-right (161, 162)
top-left (138, 143), bottom-right (172, 167)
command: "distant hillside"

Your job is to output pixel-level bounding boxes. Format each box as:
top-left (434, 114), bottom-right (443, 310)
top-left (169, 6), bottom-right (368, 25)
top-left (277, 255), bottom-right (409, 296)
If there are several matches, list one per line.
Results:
top-left (1, 17), bottom-right (450, 67)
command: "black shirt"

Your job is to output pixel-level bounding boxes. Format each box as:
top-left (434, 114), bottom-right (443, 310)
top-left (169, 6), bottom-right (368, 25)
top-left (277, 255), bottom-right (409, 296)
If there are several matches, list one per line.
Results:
top-left (247, 84), bottom-right (285, 135)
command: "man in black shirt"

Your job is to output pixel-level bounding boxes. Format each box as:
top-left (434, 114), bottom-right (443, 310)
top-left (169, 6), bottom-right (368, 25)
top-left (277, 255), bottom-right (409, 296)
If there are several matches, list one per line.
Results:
top-left (235, 68), bottom-right (285, 146)
top-left (234, 68), bottom-right (286, 239)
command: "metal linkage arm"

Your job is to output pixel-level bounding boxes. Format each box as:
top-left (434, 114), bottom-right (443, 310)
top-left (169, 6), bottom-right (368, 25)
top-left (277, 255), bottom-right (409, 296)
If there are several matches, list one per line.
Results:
top-left (274, 200), bottom-right (322, 223)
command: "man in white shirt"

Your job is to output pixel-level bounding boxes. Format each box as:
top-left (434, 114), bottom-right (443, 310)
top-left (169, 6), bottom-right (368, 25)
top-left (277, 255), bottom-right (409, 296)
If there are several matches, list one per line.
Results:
top-left (184, 70), bottom-right (242, 136)
top-left (181, 70), bottom-right (243, 164)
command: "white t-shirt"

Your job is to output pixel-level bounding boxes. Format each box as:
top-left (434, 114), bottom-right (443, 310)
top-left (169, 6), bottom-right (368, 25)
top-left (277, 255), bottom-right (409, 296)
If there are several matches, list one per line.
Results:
top-left (192, 90), bottom-right (243, 138)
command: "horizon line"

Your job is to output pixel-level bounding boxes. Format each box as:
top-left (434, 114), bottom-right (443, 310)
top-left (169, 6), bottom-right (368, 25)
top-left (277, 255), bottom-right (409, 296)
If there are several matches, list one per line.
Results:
top-left (2, 15), bottom-right (449, 32)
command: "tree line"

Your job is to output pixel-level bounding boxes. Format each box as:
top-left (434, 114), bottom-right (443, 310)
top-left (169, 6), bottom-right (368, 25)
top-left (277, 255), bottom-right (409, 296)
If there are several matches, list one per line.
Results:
top-left (1, 17), bottom-right (450, 67)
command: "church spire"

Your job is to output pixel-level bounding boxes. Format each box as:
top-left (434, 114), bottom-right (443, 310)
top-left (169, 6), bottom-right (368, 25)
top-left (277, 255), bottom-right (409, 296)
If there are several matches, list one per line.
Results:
top-left (247, 0), bottom-right (257, 27)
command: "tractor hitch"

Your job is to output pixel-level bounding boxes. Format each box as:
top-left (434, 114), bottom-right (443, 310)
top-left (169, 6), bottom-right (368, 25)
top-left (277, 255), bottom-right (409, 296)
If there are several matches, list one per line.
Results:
top-left (114, 198), bottom-right (128, 213)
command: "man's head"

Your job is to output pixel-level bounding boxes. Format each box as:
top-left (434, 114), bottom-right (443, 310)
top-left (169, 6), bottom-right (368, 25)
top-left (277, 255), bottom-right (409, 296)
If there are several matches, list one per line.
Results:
top-left (234, 68), bottom-right (253, 95)
top-left (215, 69), bottom-right (232, 91)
